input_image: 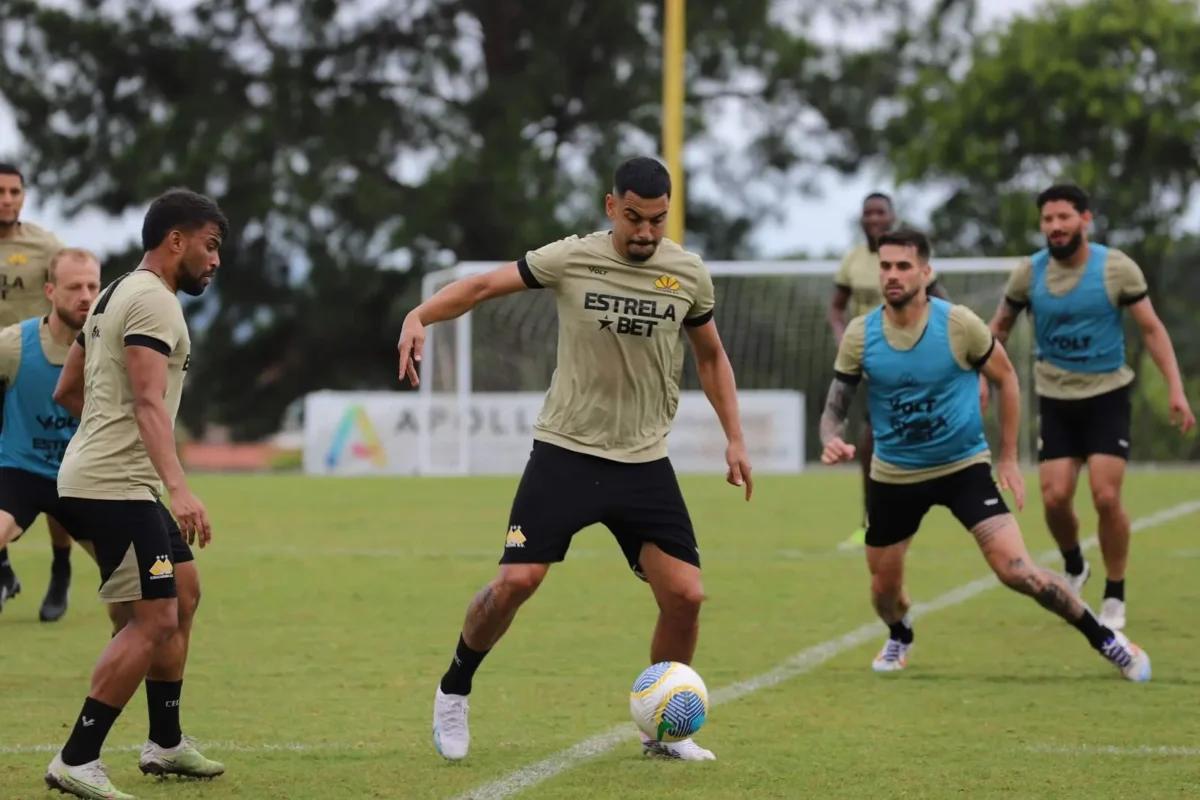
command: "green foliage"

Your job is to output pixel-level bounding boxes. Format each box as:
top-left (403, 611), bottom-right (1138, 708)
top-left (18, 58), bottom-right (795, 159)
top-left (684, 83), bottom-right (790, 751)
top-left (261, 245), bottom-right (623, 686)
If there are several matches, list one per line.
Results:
top-left (0, 0), bottom-right (864, 439)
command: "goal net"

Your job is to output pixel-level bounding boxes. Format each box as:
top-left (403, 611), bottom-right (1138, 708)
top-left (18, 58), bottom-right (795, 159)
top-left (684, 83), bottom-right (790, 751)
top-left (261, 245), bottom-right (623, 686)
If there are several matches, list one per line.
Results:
top-left (416, 258), bottom-right (1035, 475)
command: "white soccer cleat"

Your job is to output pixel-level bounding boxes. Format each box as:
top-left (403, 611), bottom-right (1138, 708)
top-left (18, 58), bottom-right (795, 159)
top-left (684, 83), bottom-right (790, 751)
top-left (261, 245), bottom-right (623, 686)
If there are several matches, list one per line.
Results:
top-left (1064, 561), bottom-right (1091, 596)
top-left (1098, 597), bottom-right (1126, 631)
top-left (433, 687), bottom-right (470, 761)
top-left (1100, 630), bottom-right (1150, 682)
top-left (44, 752), bottom-right (135, 799)
top-left (640, 733), bottom-right (716, 761)
top-left (871, 638), bottom-right (911, 672)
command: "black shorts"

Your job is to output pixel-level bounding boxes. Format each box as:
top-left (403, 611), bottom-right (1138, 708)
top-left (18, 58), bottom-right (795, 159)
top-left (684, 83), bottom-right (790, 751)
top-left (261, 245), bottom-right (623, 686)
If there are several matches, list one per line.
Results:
top-left (0, 467), bottom-right (71, 536)
top-left (1037, 385), bottom-right (1132, 462)
top-left (501, 441), bottom-right (700, 580)
top-left (866, 463), bottom-right (1010, 548)
top-left (57, 497), bottom-right (194, 603)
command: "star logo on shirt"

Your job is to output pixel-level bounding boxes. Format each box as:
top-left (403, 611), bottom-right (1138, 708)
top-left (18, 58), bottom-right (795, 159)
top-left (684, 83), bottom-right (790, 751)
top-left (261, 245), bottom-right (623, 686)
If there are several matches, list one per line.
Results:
top-left (598, 317), bottom-right (614, 330)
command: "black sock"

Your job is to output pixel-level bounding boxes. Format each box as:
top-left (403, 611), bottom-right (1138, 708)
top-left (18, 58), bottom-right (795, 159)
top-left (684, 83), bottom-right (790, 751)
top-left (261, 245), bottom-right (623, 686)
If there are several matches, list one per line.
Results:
top-left (1072, 608), bottom-right (1114, 650)
top-left (61, 697), bottom-right (122, 766)
top-left (1062, 546), bottom-right (1085, 576)
top-left (887, 617), bottom-right (914, 645)
top-left (440, 634), bottom-right (489, 696)
top-left (1104, 579), bottom-right (1125, 602)
top-left (52, 545), bottom-right (72, 578)
top-left (0, 546), bottom-right (10, 572)
top-left (145, 679), bottom-right (183, 749)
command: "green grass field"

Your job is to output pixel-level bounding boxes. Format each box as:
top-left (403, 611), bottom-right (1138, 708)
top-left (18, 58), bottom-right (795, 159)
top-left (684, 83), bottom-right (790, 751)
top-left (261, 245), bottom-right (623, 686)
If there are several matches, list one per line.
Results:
top-left (2, 470), bottom-right (1199, 799)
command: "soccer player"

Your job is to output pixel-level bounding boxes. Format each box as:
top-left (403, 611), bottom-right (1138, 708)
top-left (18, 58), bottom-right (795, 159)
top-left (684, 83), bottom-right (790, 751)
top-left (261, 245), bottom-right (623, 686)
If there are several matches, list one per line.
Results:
top-left (0, 162), bottom-right (85, 620)
top-left (820, 229), bottom-right (1150, 681)
top-left (43, 189), bottom-right (227, 799)
top-left (988, 185), bottom-right (1195, 631)
top-left (397, 157), bottom-right (750, 763)
top-left (827, 193), bottom-right (949, 548)
top-left (0, 249), bottom-right (101, 609)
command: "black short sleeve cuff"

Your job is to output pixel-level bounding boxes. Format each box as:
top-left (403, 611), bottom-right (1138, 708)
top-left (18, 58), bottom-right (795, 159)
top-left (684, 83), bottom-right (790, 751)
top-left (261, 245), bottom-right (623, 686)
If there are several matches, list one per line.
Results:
top-left (834, 370), bottom-right (862, 385)
top-left (1119, 291), bottom-right (1149, 307)
top-left (124, 334), bottom-right (171, 356)
top-left (516, 257), bottom-right (543, 289)
top-left (75, 332), bottom-right (85, 347)
top-left (684, 308), bottom-right (714, 328)
top-left (970, 336), bottom-right (996, 370)
top-left (1004, 296), bottom-right (1028, 311)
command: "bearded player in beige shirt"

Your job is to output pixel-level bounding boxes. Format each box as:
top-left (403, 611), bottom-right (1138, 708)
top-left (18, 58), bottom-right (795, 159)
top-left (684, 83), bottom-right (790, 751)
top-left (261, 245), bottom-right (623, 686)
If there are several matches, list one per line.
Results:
top-left (827, 192), bottom-right (949, 548)
top-left (399, 157), bottom-right (750, 764)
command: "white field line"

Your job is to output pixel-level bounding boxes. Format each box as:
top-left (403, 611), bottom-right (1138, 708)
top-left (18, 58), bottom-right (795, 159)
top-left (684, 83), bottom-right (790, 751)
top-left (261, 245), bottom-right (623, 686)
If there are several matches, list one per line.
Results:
top-left (451, 500), bottom-right (1200, 800)
top-left (1026, 744), bottom-right (1200, 757)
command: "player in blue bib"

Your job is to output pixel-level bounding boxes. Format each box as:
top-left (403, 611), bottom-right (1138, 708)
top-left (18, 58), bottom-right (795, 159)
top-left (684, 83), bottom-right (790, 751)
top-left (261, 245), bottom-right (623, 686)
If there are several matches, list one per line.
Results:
top-left (990, 184), bottom-right (1194, 632)
top-left (0, 248), bottom-right (101, 622)
top-left (820, 229), bottom-right (1150, 681)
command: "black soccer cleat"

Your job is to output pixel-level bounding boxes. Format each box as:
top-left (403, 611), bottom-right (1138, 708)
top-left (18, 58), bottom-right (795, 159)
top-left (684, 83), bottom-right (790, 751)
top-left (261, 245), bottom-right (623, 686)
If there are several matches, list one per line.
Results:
top-left (40, 571), bottom-right (71, 622)
top-left (0, 568), bottom-right (20, 613)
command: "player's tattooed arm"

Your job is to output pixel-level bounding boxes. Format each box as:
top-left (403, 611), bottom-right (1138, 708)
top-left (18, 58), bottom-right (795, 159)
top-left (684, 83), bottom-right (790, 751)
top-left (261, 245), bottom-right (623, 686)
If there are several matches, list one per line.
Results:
top-left (819, 376), bottom-right (859, 445)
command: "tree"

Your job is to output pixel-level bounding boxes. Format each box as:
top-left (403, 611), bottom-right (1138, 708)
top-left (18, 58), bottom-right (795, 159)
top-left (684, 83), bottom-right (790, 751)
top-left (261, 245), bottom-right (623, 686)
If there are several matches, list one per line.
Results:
top-left (0, 0), bottom-right (890, 439)
top-left (877, 0), bottom-right (1200, 457)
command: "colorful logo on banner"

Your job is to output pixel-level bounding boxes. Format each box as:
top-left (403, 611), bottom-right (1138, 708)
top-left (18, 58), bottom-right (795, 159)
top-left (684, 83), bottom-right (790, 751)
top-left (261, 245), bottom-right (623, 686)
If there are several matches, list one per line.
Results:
top-left (324, 405), bottom-right (386, 469)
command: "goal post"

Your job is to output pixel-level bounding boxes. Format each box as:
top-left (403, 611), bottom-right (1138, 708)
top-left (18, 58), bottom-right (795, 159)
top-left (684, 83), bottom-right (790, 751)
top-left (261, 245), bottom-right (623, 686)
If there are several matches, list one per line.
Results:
top-left (416, 258), bottom-right (1036, 475)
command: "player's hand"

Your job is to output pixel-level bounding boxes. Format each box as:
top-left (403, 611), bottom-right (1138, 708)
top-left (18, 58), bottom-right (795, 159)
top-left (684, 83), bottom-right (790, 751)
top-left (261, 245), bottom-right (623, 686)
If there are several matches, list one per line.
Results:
top-left (996, 457), bottom-right (1025, 512)
top-left (725, 440), bottom-right (753, 501)
top-left (397, 311), bottom-right (424, 387)
top-left (978, 373), bottom-right (990, 415)
top-left (821, 436), bottom-right (856, 465)
top-left (170, 486), bottom-right (211, 548)
top-left (1168, 389), bottom-right (1196, 434)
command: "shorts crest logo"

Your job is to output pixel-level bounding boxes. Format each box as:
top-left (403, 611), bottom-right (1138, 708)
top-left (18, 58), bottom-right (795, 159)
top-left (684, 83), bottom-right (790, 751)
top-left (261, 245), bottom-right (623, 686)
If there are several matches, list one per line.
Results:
top-left (653, 275), bottom-right (681, 294)
top-left (505, 525), bottom-right (526, 548)
top-left (148, 555), bottom-right (174, 579)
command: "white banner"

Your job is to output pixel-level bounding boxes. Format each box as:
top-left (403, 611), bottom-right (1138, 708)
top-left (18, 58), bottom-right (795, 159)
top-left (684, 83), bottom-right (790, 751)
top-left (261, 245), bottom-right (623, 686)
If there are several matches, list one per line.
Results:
top-left (303, 390), bottom-right (805, 476)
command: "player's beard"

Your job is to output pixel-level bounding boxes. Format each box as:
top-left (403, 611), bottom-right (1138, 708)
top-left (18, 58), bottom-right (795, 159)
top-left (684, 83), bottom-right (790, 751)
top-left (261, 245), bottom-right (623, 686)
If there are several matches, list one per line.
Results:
top-left (1046, 231), bottom-right (1083, 261)
top-left (54, 305), bottom-right (87, 331)
top-left (626, 240), bottom-right (657, 262)
top-left (885, 285), bottom-right (921, 310)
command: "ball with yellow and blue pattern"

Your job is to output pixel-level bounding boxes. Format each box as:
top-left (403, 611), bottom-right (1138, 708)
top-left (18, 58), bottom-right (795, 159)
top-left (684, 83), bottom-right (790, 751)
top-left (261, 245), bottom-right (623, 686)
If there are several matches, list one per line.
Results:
top-left (629, 661), bottom-right (709, 742)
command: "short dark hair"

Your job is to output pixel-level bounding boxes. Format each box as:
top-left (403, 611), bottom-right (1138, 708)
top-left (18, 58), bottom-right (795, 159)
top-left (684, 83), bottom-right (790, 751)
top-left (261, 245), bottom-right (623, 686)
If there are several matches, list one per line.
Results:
top-left (863, 192), bottom-right (893, 209)
top-left (1037, 184), bottom-right (1090, 213)
top-left (0, 163), bottom-right (25, 185)
top-left (877, 228), bottom-right (932, 262)
top-left (613, 157), bottom-right (671, 199)
top-left (141, 188), bottom-right (229, 251)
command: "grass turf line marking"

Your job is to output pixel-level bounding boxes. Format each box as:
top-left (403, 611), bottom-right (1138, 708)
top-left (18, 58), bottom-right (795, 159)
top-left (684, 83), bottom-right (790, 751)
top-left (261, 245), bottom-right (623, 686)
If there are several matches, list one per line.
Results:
top-left (1026, 744), bottom-right (1200, 757)
top-left (452, 499), bottom-right (1200, 800)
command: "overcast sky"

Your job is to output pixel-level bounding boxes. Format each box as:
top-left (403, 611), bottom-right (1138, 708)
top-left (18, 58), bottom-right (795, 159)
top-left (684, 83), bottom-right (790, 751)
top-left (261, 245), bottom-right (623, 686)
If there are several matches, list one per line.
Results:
top-left (1, 0), bottom-right (1058, 263)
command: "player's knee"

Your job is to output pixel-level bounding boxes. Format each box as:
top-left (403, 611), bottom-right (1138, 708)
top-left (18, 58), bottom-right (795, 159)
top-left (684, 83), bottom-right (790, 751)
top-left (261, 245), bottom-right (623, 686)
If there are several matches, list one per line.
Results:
top-left (1040, 481), bottom-right (1073, 512)
top-left (495, 564), bottom-right (548, 605)
top-left (870, 570), bottom-right (902, 600)
top-left (662, 580), bottom-right (705, 617)
top-left (1090, 484), bottom-right (1122, 514)
top-left (132, 600), bottom-right (180, 645)
top-left (178, 583), bottom-right (201, 626)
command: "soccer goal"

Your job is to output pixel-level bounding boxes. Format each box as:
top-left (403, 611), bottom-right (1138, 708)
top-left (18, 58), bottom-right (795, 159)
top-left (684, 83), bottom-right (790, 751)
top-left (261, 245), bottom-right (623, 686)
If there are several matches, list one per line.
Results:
top-left (415, 258), bottom-right (1036, 475)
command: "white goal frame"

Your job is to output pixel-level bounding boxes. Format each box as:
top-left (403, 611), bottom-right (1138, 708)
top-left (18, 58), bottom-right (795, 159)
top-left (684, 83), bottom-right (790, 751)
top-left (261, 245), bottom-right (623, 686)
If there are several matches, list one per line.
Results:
top-left (417, 257), bottom-right (1025, 475)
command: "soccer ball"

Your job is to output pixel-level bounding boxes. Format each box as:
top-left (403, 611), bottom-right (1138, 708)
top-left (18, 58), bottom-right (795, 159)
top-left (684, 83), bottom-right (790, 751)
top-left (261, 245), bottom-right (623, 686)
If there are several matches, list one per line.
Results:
top-left (629, 661), bottom-right (709, 743)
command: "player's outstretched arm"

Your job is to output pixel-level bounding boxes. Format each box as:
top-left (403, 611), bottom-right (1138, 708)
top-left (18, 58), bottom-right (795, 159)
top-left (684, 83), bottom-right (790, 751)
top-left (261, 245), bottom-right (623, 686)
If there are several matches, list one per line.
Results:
top-left (978, 337), bottom-right (1025, 510)
top-left (52, 339), bottom-right (86, 418)
top-left (685, 319), bottom-right (752, 499)
top-left (397, 261), bottom-right (531, 387)
top-left (1129, 296), bottom-right (1196, 433)
top-left (127, 344), bottom-right (211, 545)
